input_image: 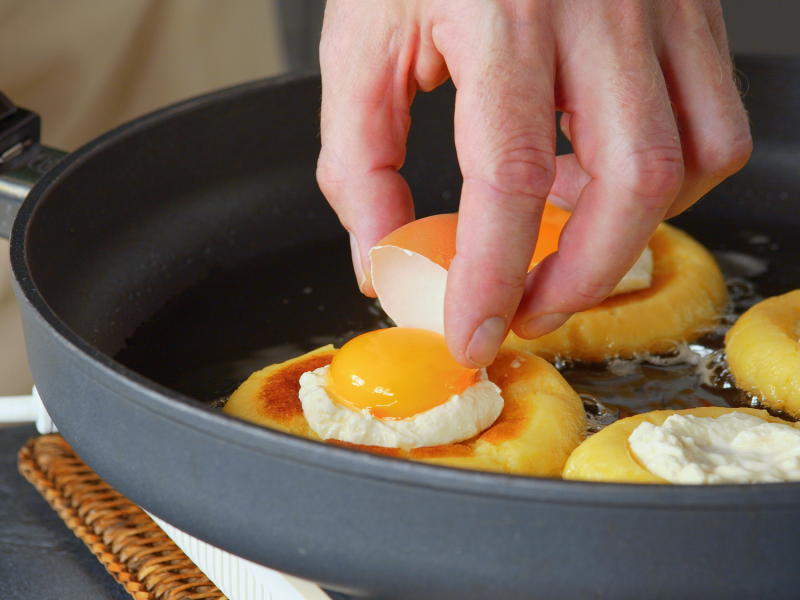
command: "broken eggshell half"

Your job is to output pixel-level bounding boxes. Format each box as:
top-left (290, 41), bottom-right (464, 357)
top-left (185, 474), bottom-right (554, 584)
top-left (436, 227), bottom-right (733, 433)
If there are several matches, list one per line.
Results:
top-left (368, 206), bottom-right (653, 335)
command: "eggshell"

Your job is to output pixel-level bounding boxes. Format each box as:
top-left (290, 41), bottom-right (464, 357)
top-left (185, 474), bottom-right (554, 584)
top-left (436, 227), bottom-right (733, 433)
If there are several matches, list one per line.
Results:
top-left (369, 208), bottom-right (653, 332)
top-left (529, 202), bottom-right (572, 266)
top-left (369, 213), bottom-right (457, 334)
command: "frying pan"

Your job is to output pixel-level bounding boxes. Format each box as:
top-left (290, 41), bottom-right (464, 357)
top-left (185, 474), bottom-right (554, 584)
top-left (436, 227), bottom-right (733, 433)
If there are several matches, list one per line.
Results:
top-left (3, 56), bottom-right (800, 599)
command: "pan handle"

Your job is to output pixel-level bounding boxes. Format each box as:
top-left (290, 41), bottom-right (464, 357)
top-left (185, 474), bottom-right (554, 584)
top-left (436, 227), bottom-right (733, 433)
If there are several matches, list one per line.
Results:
top-left (0, 92), bottom-right (67, 239)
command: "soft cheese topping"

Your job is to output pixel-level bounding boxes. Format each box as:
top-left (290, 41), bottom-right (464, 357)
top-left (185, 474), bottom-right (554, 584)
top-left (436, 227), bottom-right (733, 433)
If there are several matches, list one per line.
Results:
top-left (299, 366), bottom-right (504, 449)
top-left (628, 412), bottom-right (800, 484)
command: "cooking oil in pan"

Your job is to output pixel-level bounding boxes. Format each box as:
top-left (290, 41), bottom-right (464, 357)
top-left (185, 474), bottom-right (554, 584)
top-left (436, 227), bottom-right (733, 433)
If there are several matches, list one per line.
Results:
top-left (564, 268), bottom-right (800, 434)
top-left (116, 220), bottom-right (797, 433)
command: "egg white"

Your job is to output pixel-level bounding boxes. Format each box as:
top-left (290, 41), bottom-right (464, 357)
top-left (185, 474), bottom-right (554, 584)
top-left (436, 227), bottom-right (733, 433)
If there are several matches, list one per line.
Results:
top-left (298, 367), bottom-right (504, 450)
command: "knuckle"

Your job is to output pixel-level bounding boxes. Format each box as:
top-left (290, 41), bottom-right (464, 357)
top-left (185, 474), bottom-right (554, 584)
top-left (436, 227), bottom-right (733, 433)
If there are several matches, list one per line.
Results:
top-left (615, 145), bottom-right (685, 207)
top-left (478, 269), bottom-right (528, 300)
top-left (483, 141), bottom-right (556, 200)
top-left (316, 153), bottom-right (348, 200)
top-left (415, 76), bottom-right (440, 93)
top-left (508, 0), bottom-right (549, 23)
top-left (570, 278), bottom-right (616, 308)
top-left (699, 125), bottom-right (753, 179)
top-left (727, 130), bottom-right (754, 173)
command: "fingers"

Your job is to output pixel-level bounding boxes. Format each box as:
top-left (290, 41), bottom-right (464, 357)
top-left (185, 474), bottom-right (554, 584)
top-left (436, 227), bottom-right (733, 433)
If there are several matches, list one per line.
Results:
top-left (514, 2), bottom-right (684, 339)
top-left (653, 0), bottom-right (751, 217)
top-left (317, 1), bottom-right (417, 296)
top-left (547, 113), bottom-right (590, 211)
top-left (436, 3), bottom-right (557, 367)
top-left (319, 0), bottom-right (751, 368)
top-left (548, 153), bottom-right (590, 211)
top-left (547, 1), bottom-right (751, 219)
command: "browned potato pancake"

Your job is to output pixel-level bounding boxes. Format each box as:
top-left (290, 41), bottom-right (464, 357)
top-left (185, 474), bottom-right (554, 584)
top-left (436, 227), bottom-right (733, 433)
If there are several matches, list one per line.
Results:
top-left (504, 223), bottom-right (728, 362)
top-left (725, 290), bottom-right (800, 416)
top-left (223, 345), bottom-right (586, 477)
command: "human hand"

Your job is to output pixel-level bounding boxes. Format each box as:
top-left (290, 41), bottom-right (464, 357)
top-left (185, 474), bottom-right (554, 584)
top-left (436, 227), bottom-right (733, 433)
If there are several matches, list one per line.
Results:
top-left (317, 0), bottom-right (751, 368)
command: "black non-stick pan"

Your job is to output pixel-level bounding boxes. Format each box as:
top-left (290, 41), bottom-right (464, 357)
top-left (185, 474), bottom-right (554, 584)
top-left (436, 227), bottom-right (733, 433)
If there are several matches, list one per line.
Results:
top-left (3, 56), bottom-right (800, 599)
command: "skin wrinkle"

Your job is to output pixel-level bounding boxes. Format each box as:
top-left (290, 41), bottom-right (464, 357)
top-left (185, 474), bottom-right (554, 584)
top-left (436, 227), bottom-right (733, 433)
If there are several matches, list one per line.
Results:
top-left (481, 122), bottom-right (557, 196)
top-left (463, 171), bottom-right (552, 216)
top-left (453, 49), bottom-right (554, 199)
top-left (463, 96), bottom-right (554, 155)
top-left (537, 241), bottom-right (616, 305)
top-left (566, 278), bottom-right (617, 307)
top-left (610, 145), bottom-right (685, 203)
top-left (453, 202), bottom-right (542, 282)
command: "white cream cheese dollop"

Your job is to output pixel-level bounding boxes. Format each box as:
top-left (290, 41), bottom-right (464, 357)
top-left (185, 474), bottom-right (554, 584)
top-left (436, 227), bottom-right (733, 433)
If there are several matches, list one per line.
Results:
top-left (628, 412), bottom-right (800, 484)
top-left (298, 366), bottom-right (504, 449)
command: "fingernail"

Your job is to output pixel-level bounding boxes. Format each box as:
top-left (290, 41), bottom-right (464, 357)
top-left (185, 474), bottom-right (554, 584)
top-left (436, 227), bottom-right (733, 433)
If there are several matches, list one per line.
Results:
top-left (519, 312), bottom-right (572, 339)
top-left (466, 316), bottom-right (507, 368)
top-left (349, 232), bottom-right (367, 292)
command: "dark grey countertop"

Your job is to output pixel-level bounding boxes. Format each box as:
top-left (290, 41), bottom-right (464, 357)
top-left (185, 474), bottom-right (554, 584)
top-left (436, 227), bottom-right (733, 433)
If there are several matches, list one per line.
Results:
top-left (0, 424), bottom-right (352, 600)
top-left (0, 424), bottom-right (129, 600)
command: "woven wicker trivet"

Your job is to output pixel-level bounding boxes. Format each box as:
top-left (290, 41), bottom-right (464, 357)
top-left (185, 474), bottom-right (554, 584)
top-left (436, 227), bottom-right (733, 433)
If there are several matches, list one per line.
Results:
top-left (18, 434), bottom-right (227, 600)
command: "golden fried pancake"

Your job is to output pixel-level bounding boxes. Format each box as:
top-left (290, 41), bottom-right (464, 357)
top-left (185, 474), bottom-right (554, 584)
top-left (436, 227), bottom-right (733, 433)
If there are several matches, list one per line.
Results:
top-left (504, 223), bottom-right (728, 362)
top-left (725, 290), bottom-right (800, 416)
top-left (562, 407), bottom-right (794, 483)
top-left (223, 345), bottom-right (586, 477)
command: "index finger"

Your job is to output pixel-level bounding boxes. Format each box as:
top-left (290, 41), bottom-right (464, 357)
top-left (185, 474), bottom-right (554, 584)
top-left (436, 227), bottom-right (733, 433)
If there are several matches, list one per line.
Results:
top-left (439, 4), bottom-right (557, 367)
top-left (317, 2), bottom-right (416, 296)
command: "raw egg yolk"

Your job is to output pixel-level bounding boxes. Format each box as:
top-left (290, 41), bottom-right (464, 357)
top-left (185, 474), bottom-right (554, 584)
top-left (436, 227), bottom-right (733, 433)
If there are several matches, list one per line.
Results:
top-left (329, 328), bottom-right (478, 420)
top-left (529, 202), bottom-right (571, 269)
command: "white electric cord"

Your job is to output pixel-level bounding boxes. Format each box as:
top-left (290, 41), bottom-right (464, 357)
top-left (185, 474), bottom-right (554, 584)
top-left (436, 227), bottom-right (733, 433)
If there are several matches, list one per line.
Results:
top-left (0, 386), bottom-right (58, 433)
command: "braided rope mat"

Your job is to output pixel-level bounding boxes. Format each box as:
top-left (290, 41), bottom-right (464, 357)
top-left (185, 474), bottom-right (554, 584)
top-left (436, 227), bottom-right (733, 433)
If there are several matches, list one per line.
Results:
top-left (18, 434), bottom-right (227, 600)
